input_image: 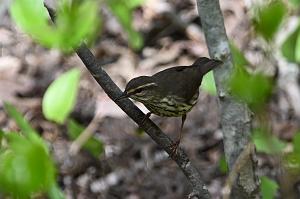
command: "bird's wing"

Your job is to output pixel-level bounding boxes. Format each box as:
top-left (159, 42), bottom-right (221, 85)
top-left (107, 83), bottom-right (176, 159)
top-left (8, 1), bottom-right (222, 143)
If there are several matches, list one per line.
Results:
top-left (152, 65), bottom-right (202, 101)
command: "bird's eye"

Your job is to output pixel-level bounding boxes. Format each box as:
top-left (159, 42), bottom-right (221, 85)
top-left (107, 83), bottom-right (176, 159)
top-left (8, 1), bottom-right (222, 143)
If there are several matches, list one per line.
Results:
top-left (135, 88), bottom-right (144, 93)
top-left (127, 87), bottom-right (144, 96)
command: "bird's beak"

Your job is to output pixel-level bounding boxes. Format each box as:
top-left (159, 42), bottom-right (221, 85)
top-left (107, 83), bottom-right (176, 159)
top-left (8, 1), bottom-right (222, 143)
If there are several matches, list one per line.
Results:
top-left (115, 91), bottom-right (129, 101)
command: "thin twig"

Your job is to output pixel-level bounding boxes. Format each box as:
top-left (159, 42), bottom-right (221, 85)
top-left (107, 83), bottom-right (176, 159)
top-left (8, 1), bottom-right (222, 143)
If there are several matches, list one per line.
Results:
top-left (69, 114), bottom-right (99, 155)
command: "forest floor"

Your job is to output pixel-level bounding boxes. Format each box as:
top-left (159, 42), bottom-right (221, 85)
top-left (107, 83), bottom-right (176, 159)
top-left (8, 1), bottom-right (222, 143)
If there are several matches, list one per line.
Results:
top-left (1, 0), bottom-right (300, 198)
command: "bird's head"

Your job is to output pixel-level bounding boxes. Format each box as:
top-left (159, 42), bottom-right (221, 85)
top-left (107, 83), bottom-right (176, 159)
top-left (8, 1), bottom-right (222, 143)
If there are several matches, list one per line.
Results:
top-left (116, 76), bottom-right (158, 101)
top-left (192, 57), bottom-right (223, 75)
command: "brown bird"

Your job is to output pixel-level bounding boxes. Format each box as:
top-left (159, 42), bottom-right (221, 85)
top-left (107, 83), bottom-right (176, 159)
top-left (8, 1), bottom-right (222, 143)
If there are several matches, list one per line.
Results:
top-left (116, 57), bottom-right (222, 154)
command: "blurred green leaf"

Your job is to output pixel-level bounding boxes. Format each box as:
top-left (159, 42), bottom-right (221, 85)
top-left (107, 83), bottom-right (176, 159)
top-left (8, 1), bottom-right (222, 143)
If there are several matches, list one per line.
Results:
top-left (2, 104), bottom-right (63, 198)
top-left (284, 152), bottom-right (300, 174)
top-left (127, 29), bottom-right (143, 50)
top-left (295, 31), bottom-right (300, 62)
top-left (4, 102), bottom-right (36, 136)
top-left (4, 103), bottom-right (51, 158)
top-left (55, 0), bottom-right (100, 51)
top-left (126, 0), bottom-right (144, 9)
top-left (201, 71), bottom-right (217, 95)
top-left (10, 0), bottom-right (57, 47)
top-left (289, 0), bottom-right (300, 6)
top-left (253, 0), bottom-right (287, 41)
top-left (67, 119), bottom-right (104, 157)
top-left (218, 155), bottom-right (228, 174)
top-left (281, 24), bottom-right (300, 62)
top-left (229, 68), bottom-right (273, 111)
top-left (42, 69), bottom-right (80, 124)
top-left (229, 43), bottom-right (273, 110)
top-left (252, 129), bottom-right (286, 154)
top-left (282, 132), bottom-right (300, 174)
top-left (0, 133), bottom-right (56, 198)
top-left (0, 129), bottom-right (3, 147)
top-left (4, 102), bottom-right (46, 149)
top-left (260, 176), bottom-right (278, 199)
top-left (107, 0), bottom-right (143, 49)
top-left (10, 0), bottom-right (99, 51)
top-left (48, 183), bottom-right (66, 199)
top-left (293, 132), bottom-right (300, 153)
top-left (230, 42), bottom-right (249, 67)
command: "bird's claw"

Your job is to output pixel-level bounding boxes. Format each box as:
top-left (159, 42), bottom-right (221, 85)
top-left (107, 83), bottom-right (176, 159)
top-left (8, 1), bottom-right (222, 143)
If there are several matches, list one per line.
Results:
top-left (169, 140), bottom-right (180, 158)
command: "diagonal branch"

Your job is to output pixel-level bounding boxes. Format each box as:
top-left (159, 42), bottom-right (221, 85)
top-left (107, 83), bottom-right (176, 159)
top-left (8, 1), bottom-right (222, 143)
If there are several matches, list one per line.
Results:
top-left (45, 4), bottom-right (210, 199)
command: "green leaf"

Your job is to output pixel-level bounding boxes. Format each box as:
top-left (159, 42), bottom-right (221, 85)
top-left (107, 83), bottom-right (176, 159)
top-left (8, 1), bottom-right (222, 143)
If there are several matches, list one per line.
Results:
top-left (48, 183), bottom-right (66, 199)
top-left (201, 71), bottom-right (217, 95)
top-left (289, 0), bottom-right (300, 6)
top-left (67, 119), bottom-right (104, 157)
top-left (260, 176), bottom-right (278, 199)
top-left (10, 0), bottom-right (58, 47)
top-left (229, 68), bottom-right (273, 111)
top-left (0, 133), bottom-right (56, 198)
top-left (295, 31), bottom-right (300, 62)
top-left (253, 0), bottom-right (287, 41)
top-left (55, 0), bottom-right (100, 51)
top-left (0, 129), bottom-right (3, 147)
top-left (252, 129), bottom-right (286, 154)
top-left (127, 29), bottom-right (143, 50)
top-left (230, 42), bottom-right (249, 68)
top-left (4, 103), bottom-right (50, 155)
top-left (10, 0), bottom-right (99, 52)
top-left (218, 155), bottom-right (228, 174)
top-left (4, 102), bottom-right (36, 136)
top-left (281, 24), bottom-right (300, 62)
top-left (1, 104), bottom-right (62, 198)
top-left (284, 152), bottom-right (300, 174)
top-left (107, 0), bottom-right (143, 49)
top-left (230, 43), bottom-right (273, 110)
top-left (293, 132), bottom-right (300, 153)
top-left (42, 69), bottom-right (80, 124)
top-left (126, 0), bottom-right (144, 9)
top-left (229, 43), bottom-right (273, 110)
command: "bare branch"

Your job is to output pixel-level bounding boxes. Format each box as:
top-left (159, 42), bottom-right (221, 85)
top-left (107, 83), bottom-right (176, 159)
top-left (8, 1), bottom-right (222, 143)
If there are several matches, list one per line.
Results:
top-left (223, 143), bottom-right (256, 199)
top-left (196, 0), bottom-right (260, 198)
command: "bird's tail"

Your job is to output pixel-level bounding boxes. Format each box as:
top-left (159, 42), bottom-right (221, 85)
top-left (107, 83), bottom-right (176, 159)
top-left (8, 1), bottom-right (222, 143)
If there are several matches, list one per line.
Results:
top-left (192, 57), bottom-right (223, 75)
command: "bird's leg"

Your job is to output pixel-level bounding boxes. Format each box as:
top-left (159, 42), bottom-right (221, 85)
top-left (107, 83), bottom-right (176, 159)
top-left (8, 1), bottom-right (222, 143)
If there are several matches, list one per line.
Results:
top-left (170, 114), bottom-right (186, 157)
top-left (141, 112), bottom-right (152, 124)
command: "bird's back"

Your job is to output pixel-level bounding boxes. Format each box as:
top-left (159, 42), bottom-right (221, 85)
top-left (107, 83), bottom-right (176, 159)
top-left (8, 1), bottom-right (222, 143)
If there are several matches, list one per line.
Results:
top-left (152, 57), bottom-right (221, 102)
top-left (152, 65), bottom-right (202, 102)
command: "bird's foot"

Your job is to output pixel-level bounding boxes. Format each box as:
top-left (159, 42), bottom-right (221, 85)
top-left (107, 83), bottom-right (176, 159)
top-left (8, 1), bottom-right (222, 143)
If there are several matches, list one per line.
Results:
top-left (169, 139), bottom-right (180, 158)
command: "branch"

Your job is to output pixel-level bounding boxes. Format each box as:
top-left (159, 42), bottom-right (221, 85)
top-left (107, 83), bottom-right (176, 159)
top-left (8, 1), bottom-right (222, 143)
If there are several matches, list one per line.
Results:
top-left (196, 0), bottom-right (260, 198)
top-left (222, 143), bottom-right (256, 199)
top-left (44, 4), bottom-right (210, 199)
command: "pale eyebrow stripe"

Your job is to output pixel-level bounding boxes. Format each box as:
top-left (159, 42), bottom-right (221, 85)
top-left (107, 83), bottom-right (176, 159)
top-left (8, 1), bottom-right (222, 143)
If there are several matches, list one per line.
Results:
top-left (128, 82), bottom-right (157, 94)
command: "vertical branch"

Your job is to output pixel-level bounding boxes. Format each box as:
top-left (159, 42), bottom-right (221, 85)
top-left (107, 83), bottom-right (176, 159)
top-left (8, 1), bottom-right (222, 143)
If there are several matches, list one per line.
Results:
top-left (196, 0), bottom-right (259, 198)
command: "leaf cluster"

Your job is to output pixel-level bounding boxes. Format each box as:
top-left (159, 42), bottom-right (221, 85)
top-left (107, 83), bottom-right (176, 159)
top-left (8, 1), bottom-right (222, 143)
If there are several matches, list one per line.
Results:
top-left (10, 0), bottom-right (144, 51)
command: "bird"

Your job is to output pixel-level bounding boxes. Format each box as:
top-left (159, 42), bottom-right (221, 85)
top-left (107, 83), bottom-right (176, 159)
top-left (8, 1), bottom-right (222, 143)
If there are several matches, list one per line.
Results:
top-left (116, 57), bottom-right (222, 154)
